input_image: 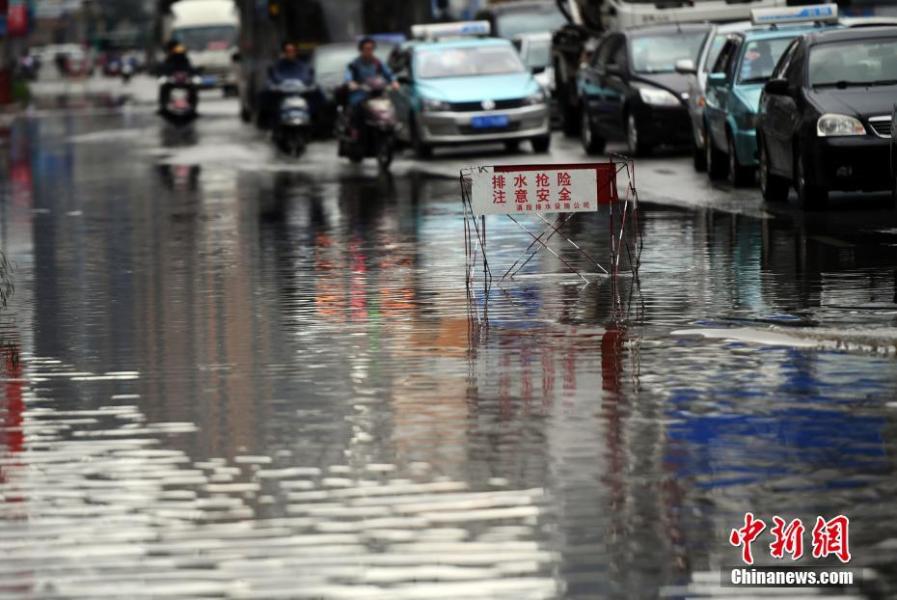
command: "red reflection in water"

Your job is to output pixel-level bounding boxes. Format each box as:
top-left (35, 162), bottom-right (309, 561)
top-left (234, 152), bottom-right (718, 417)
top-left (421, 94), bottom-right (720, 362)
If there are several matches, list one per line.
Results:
top-left (0, 341), bottom-right (24, 484)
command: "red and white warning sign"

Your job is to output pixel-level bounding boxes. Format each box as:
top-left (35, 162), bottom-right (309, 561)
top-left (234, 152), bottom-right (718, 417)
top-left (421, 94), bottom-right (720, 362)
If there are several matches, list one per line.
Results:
top-left (468, 163), bottom-right (617, 216)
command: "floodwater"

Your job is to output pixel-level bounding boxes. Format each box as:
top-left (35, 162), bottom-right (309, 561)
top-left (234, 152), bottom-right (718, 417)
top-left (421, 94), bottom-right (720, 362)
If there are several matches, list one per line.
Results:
top-left (1, 103), bottom-right (897, 599)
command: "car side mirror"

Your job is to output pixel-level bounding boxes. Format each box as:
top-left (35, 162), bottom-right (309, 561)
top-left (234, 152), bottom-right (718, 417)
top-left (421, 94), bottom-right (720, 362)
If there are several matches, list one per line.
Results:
top-left (231, 52), bottom-right (241, 63)
top-left (675, 59), bottom-right (696, 75)
top-left (707, 72), bottom-right (727, 87)
top-left (763, 78), bottom-right (789, 96)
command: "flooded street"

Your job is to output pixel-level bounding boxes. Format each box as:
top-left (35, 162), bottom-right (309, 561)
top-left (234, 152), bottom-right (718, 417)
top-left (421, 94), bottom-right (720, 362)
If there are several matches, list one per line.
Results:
top-left (1, 89), bottom-right (897, 599)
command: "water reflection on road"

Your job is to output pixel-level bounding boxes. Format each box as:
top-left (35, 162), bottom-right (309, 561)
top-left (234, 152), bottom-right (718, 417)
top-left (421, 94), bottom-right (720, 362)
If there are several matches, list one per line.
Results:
top-left (0, 110), bottom-right (895, 598)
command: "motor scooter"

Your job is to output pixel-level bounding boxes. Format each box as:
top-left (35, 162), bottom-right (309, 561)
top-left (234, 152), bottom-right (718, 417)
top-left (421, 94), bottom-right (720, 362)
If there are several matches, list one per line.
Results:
top-left (159, 71), bottom-right (199, 124)
top-left (337, 77), bottom-right (399, 171)
top-left (270, 78), bottom-right (315, 157)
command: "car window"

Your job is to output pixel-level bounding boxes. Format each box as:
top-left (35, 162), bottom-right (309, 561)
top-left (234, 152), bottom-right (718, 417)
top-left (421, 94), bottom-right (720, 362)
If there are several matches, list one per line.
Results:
top-left (703, 34), bottom-right (728, 74)
top-left (786, 44), bottom-right (805, 87)
top-left (771, 39), bottom-right (799, 79)
top-left (809, 37), bottom-right (897, 86)
top-left (630, 31), bottom-right (707, 74)
top-left (592, 35), bottom-right (617, 68)
top-left (415, 45), bottom-right (525, 79)
top-left (711, 39), bottom-right (737, 74)
top-left (738, 37), bottom-right (798, 84)
top-left (612, 41), bottom-right (628, 70)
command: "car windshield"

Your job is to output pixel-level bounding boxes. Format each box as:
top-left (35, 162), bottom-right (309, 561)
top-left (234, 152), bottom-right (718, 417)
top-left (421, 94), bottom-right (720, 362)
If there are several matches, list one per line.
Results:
top-left (174, 26), bottom-right (237, 52)
top-left (522, 39), bottom-right (551, 68)
top-left (809, 37), bottom-right (897, 87)
top-left (495, 7), bottom-right (567, 38)
top-left (416, 46), bottom-right (525, 79)
top-left (630, 32), bottom-right (707, 74)
top-left (738, 37), bottom-right (796, 84)
top-left (313, 45), bottom-right (394, 81)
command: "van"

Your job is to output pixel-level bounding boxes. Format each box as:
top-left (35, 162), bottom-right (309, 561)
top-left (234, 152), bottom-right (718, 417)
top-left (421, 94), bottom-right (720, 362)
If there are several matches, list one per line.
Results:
top-left (167, 0), bottom-right (239, 95)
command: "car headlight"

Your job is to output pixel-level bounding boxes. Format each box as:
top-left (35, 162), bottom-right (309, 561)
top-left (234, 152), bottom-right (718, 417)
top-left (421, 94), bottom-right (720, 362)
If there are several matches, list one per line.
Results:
top-left (638, 86), bottom-right (680, 107)
top-left (522, 90), bottom-right (546, 106)
top-left (422, 98), bottom-right (451, 112)
top-left (817, 113), bottom-right (865, 137)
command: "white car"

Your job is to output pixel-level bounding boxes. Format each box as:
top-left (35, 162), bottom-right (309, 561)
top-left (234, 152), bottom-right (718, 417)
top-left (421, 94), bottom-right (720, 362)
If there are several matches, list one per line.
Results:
top-left (676, 20), bottom-right (751, 171)
top-left (513, 32), bottom-right (554, 94)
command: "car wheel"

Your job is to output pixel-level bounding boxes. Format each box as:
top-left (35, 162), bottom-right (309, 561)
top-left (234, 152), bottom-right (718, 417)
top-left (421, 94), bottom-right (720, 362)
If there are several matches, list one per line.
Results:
top-left (561, 86), bottom-right (580, 137)
top-left (796, 150), bottom-right (827, 209)
top-left (626, 113), bottom-right (651, 157)
top-left (706, 126), bottom-right (727, 180)
top-left (581, 108), bottom-right (606, 155)
top-left (411, 116), bottom-right (432, 159)
top-left (693, 142), bottom-right (707, 172)
top-left (531, 135), bottom-right (551, 153)
top-left (505, 140), bottom-right (520, 153)
top-left (727, 133), bottom-right (754, 187)
top-left (759, 139), bottom-right (788, 203)
top-left (240, 105), bottom-right (251, 123)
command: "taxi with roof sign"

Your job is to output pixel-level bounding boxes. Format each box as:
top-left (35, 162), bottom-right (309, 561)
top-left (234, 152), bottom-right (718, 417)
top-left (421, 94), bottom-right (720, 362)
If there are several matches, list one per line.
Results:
top-left (702, 4), bottom-right (840, 186)
top-left (389, 21), bottom-right (551, 158)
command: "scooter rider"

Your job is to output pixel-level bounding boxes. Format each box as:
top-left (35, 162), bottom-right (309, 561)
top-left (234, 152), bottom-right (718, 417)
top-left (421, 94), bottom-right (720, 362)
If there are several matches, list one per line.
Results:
top-left (261, 42), bottom-right (320, 127)
top-left (344, 37), bottom-right (399, 134)
top-left (158, 41), bottom-right (197, 111)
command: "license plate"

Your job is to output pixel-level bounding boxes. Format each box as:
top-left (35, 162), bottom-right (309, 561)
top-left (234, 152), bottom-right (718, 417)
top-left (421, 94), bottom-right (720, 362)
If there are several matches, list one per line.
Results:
top-left (202, 76), bottom-right (218, 86)
top-left (471, 115), bottom-right (509, 129)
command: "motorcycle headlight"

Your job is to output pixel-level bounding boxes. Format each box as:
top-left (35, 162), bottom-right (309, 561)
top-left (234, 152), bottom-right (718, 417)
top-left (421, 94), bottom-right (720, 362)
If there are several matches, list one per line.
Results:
top-left (817, 113), bottom-right (865, 137)
top-left (422, 98), bottom-right (451, 112)
top-left (522, 90), bottom-right (546, 106)
top-left (637, 86), bottom-right (681, 107)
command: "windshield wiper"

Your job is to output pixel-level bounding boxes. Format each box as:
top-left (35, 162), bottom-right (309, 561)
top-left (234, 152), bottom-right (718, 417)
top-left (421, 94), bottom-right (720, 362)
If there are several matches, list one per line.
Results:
top-left (813, 79), bottom-right (897, 88)
top-left (740, 77), bottom-right (769, 85)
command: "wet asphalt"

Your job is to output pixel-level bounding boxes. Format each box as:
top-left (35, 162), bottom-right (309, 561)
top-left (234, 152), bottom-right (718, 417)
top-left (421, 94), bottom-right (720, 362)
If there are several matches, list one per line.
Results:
top-left (0, 76), bottom-right (896, 599)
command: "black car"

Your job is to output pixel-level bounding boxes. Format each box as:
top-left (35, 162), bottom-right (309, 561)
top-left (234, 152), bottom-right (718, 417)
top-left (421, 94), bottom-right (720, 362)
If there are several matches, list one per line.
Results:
top-left (577, 24), bottom-right (710, 156)
top-left (758, 26), bottom-right (897, 207)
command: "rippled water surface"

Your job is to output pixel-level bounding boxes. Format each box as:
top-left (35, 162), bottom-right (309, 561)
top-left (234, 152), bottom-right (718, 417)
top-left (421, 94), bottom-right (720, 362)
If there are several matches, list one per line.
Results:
top-left (1, 108), bottom-right (896, 599)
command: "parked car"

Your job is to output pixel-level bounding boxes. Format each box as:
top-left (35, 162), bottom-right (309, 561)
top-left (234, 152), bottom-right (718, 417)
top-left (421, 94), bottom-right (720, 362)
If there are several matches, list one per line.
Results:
top-left (703, 17), bottom-right (838, 185)
top-left (757, 26), bottom-right (897, 207)
top-left (513, 32), bottom-right (559, 126)
top-left (578, 23), bottom-right (711, 156)
top-left (391, 23), bottom-right (550, 157)
top-left (677, 21), bottom-right (752, 171)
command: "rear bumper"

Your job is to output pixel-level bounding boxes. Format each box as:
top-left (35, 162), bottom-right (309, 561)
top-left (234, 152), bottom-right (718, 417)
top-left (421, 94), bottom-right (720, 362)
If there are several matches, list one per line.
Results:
top-left (418, 104), bottom-right (550, 145)
top-left (805, 136), bottom-right (891, 192)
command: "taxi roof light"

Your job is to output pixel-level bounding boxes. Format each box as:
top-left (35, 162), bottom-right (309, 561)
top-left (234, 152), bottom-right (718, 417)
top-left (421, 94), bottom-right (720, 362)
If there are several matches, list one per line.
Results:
top-left (411, 21), bottom-right (491, 41)
top-left (751, 3), bottom-right (838, 26)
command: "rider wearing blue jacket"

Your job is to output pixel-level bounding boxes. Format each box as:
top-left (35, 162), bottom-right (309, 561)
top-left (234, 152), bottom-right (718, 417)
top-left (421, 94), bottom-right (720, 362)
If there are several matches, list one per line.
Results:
top-left (344, 37), bottom-right (398, 131)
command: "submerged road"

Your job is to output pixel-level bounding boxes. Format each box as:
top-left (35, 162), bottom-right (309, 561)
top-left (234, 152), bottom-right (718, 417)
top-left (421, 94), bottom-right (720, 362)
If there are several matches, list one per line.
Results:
top-left (0, 77), bottom-right (895, 598)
